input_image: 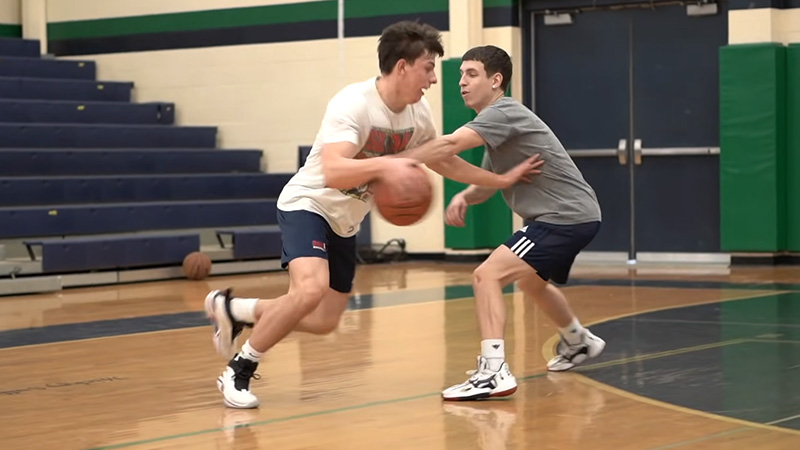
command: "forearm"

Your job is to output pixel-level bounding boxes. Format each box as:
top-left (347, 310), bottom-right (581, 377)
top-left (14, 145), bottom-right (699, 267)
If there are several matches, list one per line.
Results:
top-left (427, 155), bottom-right (509, 188)
top-left (462, 185), bottom-right (497, 205)
top-left (322, 155), bottom-right (388, 190)
top-left (400, 136), bottom-right (460, 164)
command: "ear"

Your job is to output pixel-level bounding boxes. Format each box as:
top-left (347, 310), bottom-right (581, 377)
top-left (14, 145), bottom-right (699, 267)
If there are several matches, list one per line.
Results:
top-left (492, 72), bottom-right (504, 89)
top-left (395, 58), bottom-right (408, 75)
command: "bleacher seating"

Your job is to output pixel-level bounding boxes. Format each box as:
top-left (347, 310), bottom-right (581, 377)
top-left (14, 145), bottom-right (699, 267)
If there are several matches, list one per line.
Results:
top-left (215, 226), bottom-right (283, 260)
top-left (0, 150), bottom-right (264, 176)
top-left (0, 123), bottom-right (218, 148)
top-left (0, 37), bottom-right (40, 57)
top-left (0, 99), bottom-right (175, 124)
top-left (0, 173), bottom-right (292, 206)
top-left (0, 77), bottom-right (133, 102)
top-left (0, 36), bottom-right (290, 275)
top-left (24, 234), bottom-right (200, 274)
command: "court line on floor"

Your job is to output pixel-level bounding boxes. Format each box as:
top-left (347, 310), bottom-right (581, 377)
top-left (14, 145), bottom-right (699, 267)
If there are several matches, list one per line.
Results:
top-left (85, 371), bottom-right (549, 450)
top-left (541, 290), bottom-right (800, 439)
top-left (647, 413), bottom-right (800, 450)
top-left (83, 324), bottom-right (798, 449)
top-left (617, 318), bottom-right (800, 328)
top-left (572, 338), bottom-right (750, 371)
top-left (540, 290), bottom-right (785, 363)
top-left (0, 292), bottom-right (492, 351)
top-left (0, 279), bottom-right (785, 351)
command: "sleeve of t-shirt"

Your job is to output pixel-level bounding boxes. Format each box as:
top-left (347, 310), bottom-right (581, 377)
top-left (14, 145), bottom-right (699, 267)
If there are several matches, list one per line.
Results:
top-left (318, 92), bottom-right (367, 148)
top-left (464, 105), bottom-right (517, 149)
top-left (480, 151), bottom-right (493, 171)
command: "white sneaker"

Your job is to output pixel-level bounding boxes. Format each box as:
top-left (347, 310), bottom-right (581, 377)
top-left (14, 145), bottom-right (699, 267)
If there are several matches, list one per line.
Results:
top-left (547, 329), bottom-right (606, 371)
top-left (442, 356), bottom-right (518, 401)
top-left (217, 355), bottom-right (261, 409)
top-left (205, 288), bottom-right (246, 360)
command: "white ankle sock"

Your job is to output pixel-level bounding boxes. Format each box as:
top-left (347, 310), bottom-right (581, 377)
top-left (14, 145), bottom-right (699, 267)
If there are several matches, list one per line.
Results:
top-left (559, 318), bottom-right (586, 345)
top-left (481, 339), bottom-right (505, 371)
top-left (239, 340), bottom-right (263, 362)
top-left (230, 298), bottom-right (258, 323)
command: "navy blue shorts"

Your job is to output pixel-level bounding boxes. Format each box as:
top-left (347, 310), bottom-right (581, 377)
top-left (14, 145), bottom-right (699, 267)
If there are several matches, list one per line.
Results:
top-left (277, 209), bottom-right (356, 294)
top-left (504, 220), bottom-right (600, 285)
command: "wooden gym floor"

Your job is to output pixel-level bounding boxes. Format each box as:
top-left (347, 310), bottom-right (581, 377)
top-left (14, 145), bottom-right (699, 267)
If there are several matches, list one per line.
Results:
top-left (1, 261), bottom-right (800, 449)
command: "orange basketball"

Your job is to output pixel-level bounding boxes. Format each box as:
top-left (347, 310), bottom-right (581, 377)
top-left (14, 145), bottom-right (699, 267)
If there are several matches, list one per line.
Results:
top-left (373, 165), bottom-right (433, 226)
top-left (182, 251), bottom-right (212, 280)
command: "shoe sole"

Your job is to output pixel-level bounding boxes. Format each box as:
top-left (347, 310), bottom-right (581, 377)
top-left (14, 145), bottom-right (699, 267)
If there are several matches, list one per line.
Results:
top-left (441, 385), bottom-right (518, 402)
top-left (547, 334), bottom-right (607, 372)
top-left (205, 290), bottom-right (236, 360)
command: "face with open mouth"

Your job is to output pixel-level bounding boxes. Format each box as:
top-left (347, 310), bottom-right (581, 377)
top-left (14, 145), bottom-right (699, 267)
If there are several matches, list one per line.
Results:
top-left (459, 60), bottom-right (499, 112)
top-left (403, 52), bottom-right (438, 104)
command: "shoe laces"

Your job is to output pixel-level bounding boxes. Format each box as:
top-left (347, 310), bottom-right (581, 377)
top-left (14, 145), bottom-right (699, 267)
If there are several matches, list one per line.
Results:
top-left (231, 358), bottom-right (261, 390)
top-left (465, 357), bottom-right (495, 378)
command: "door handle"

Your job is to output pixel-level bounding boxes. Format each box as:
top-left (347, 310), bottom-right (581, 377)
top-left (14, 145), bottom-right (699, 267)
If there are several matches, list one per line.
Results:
top-left (617, 139), bottom-right (628, 165)
top-left (634, 139), bottom-right (642, 165)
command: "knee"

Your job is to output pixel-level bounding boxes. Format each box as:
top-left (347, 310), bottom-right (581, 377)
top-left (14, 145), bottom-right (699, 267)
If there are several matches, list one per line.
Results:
top-left (472, 263), bottom-right (499, 287)
top-left (292, 282), bottom-right (327, 314)
top-left (316, 314), bottom-right (342, 335)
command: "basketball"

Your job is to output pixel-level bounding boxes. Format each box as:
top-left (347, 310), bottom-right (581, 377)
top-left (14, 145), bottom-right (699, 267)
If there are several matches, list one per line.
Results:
top-left (182, 251), bottom-right (212, 280)
top-left (373, 165), bottom-right (433, 226)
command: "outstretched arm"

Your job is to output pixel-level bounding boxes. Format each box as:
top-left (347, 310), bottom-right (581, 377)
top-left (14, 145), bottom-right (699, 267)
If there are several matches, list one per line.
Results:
top-left (401, 126), bottom-right (485, 164)
top-left (427, 153), bottom-right (542, 189)
top-left (398, 126), bottom-right (542, 188)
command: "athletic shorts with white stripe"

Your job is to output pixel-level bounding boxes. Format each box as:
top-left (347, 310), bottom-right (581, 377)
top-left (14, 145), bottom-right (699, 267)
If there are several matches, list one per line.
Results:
top-left (504, 220), bottom-right (601, 285)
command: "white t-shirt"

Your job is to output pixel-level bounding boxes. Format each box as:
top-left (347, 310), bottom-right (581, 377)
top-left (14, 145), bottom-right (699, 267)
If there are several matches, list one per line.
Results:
top-left (277, 77), bottom-right (437, 237)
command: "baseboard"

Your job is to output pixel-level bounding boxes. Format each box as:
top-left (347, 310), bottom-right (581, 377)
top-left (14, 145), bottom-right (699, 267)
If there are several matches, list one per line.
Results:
top-left (730, 252), bottom-right (800, 266)
top-left (0, 258), bottom-right (284, 296)
top-left (406, 252), bottom-right (446, 261)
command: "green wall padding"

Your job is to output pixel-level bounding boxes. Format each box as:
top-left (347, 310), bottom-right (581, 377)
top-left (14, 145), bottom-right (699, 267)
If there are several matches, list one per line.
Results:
top-left (719, 43), bottom-right (786, 252)
top-left (441, 58), bottom-right (512, 250)
top-left (787, 44), bottom-right (800, 251)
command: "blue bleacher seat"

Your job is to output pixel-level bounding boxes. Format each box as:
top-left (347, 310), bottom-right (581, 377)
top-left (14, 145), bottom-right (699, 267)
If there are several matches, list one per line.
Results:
top-left (0, 123), bottom-right (216, 148)
top-left (0, 199), bottom-right (278, 239)
top-left (0, 56), bottom-right (96, 79)
top-left (0, 36), bottom-right (285, 275)
top-left (0, 77), bottom-right (132, 102)
top-left (0, 173), bottom-right (292, 206)
top-left (0, 99), bottom-right (175, 124)
top-left (215, 226), bottom-right (282, 260)
top-left (23, 233), bottom-right (200, 273)
top-left (0, 149), bottom-right (263, 176)
top-left (0, 37), bottom-right (40, 58)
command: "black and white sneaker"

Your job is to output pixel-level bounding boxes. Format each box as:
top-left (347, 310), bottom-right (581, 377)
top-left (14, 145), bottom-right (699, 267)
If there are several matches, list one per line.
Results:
top-left (205, 288), bottom-right (249, 360)
top-left (547, 329), bottom-right (606, 372)
top-left (217, 355), bottom-right (261, 409)
top-left (442, 356), bottom-right (518, 401)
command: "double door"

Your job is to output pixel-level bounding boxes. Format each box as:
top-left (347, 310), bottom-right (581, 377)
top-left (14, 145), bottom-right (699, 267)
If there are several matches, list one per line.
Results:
top-left (532, 2), bottom-right (727, 261)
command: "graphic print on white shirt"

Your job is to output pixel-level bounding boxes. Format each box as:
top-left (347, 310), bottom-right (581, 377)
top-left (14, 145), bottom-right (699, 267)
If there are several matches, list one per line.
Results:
top-left (340, 126), bottom-right (415, 201)
top-left (277, 77), bottom-right (437, 238)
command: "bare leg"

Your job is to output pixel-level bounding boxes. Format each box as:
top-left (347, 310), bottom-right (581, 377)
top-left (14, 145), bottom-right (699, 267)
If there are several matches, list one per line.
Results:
top-left (517, 276), bottom-right (576, 328)
top-left (516, 270), bottom-right (605, 372)
top-left (472, 245), bottom-right (538, 340)
top-left (214, 256), bottom-right (347, 409)
top-left (247, 257), bottom-right (334, 351)
top-left (441, 245), bottom-right (532, 400)
top-left (252, 288), bottom-right (349, 335)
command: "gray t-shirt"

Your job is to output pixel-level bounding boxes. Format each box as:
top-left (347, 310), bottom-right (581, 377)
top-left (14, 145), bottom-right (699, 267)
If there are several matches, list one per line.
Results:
top-left (465, 97), bottom-right (601, 225)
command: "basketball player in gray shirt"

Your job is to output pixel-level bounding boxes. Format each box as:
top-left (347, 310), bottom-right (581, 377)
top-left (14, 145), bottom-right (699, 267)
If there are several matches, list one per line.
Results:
top-left (403, 45), bottom-right (605, 401)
